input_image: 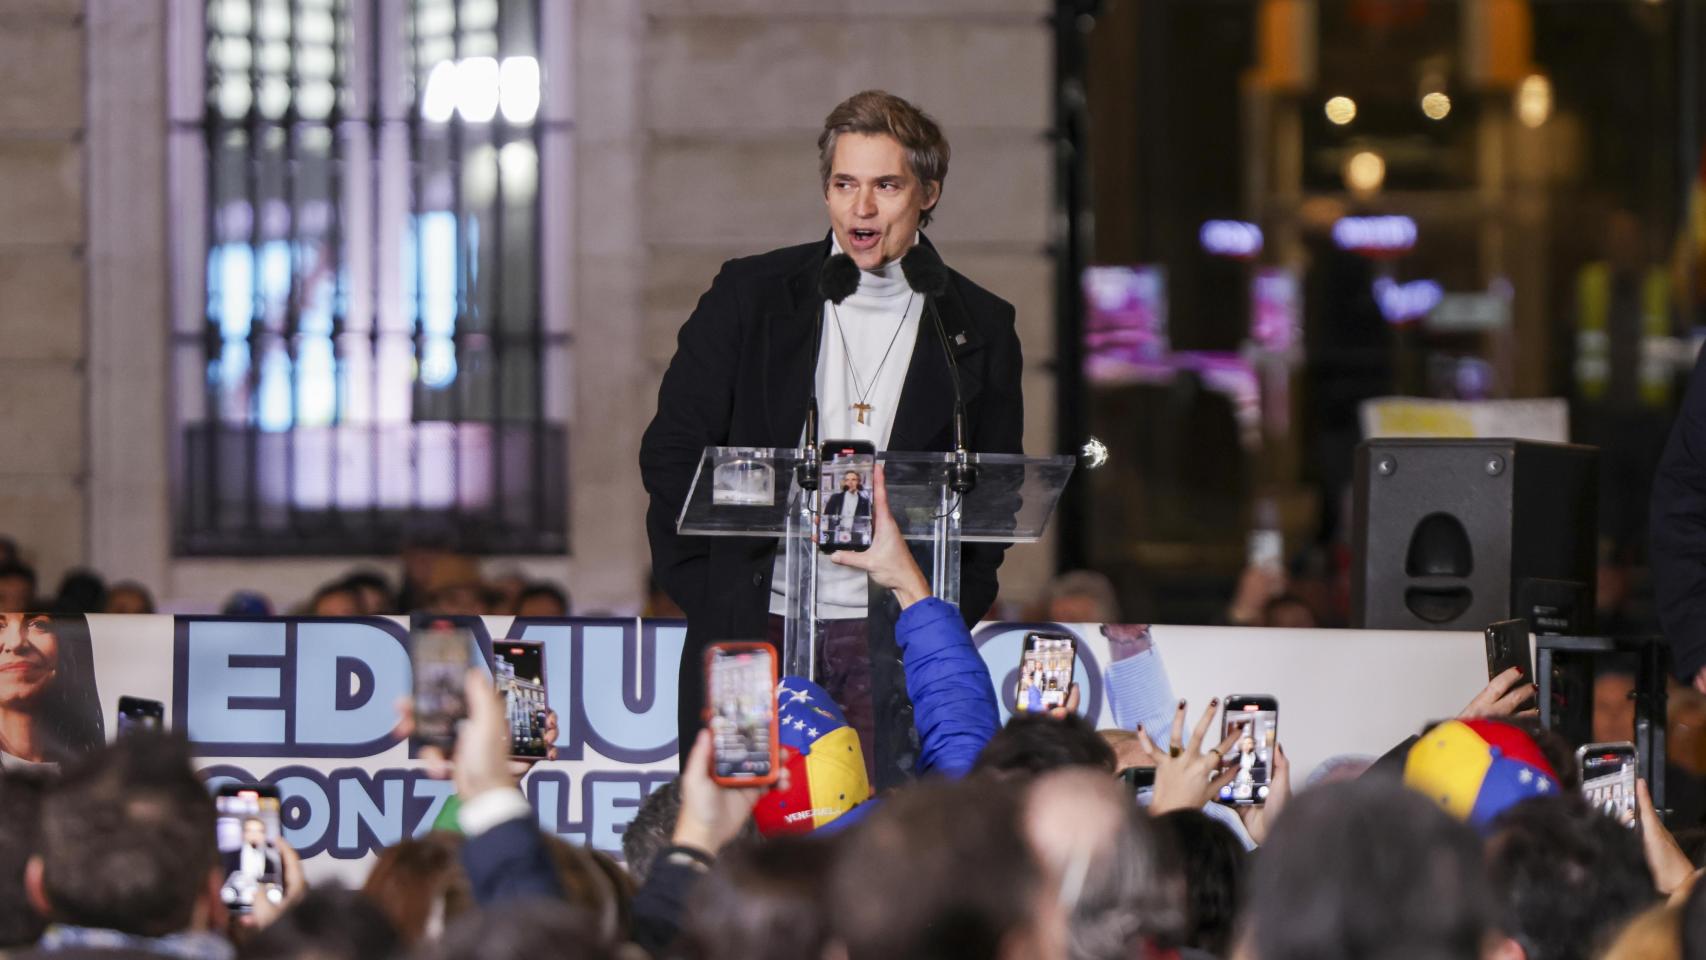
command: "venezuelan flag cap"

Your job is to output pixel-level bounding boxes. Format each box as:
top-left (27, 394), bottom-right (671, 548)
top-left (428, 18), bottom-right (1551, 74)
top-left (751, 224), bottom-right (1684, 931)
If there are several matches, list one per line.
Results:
top-left (752, 676), bottom-right (871, 836)
top-left (1403, 719), bottom-right (1561, 829)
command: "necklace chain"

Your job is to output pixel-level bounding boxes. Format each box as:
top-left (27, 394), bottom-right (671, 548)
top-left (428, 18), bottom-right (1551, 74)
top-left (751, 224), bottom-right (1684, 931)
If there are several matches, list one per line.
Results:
top-left (832, 291), bottom-right (914, 420)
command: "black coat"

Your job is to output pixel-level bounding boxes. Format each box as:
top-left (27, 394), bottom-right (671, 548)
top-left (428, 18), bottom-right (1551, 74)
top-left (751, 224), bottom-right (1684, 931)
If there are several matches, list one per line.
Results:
top-left (1652, 345), bottom-right (1706, 682)
top-left (639, 234), bottom-right (1025, 770)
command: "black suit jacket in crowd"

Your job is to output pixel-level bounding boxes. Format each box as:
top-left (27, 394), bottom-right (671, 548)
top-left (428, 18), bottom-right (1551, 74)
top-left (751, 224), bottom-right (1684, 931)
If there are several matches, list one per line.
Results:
top-left (638, 233), bottom-right (1025, 772)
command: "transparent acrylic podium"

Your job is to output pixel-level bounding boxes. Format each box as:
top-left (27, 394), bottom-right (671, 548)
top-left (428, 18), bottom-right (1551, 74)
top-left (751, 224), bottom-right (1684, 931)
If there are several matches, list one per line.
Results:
top-left (677, 446), bottom-right (1075, 680)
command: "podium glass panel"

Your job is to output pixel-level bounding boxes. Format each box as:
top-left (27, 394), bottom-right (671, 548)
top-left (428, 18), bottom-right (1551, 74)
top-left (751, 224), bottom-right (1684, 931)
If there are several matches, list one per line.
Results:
top-left (678, 446), bottom-right (1074, 679)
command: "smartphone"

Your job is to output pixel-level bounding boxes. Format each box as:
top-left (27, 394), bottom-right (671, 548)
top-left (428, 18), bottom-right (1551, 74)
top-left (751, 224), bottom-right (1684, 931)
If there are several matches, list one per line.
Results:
top-left (1015, 631), bottom-right (1078, 714)
top-left (1578, 741), bottom-right (1639, 830)
top-left (1248, 529), bottom-right (1283, 572)
top-left (816, 440), bottom-right (877, 553)
top-left (215, 783), bottom-right (283, 913)
top-left (411, 624), bottom-right (473, 752)
top-left (705, 643), bottom-right (779, 787)
top-left (494, 640), bottom-right (550, 759)
top-left (1485, 618), bottom-right (1533, 684)
top-left (116, 696), bottom-right (165, 736)
top-left (1216, 695), bottom-right (1279, 806)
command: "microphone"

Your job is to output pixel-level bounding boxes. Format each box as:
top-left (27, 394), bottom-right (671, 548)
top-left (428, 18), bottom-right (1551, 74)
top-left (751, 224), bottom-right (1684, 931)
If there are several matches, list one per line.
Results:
top-left (901, 245), bottom-right (977, 496)
top-left (799, 254), bottom-right (860, 492)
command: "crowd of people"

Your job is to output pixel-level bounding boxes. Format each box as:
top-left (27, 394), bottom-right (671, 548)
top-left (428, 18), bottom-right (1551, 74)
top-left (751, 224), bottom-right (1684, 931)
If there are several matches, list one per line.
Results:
top-left (0, 534), bottom-right (576, 621)
top-left (0, 469), bottom-right (1704, 960)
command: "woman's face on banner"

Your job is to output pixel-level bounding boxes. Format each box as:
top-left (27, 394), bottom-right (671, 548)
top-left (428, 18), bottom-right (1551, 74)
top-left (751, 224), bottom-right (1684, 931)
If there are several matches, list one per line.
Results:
top-left (0, 613), bottom-right (60, 706)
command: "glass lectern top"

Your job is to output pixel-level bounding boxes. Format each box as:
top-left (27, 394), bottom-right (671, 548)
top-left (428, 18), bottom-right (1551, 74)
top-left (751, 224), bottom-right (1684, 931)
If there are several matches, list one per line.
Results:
top-left (678, 447), bottom-right (1074, 543)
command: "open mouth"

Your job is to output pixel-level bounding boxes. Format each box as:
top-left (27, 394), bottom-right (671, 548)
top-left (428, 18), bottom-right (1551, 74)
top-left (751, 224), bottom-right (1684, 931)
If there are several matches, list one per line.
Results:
top-left (848, 228), bottom-right (881, 250)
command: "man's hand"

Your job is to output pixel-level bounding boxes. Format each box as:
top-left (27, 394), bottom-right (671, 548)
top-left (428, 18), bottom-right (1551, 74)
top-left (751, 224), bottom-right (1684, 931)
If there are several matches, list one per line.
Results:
top-left (1236, 744), bottom-right (1290, 845)
top-left (1134, 699), bottom-right (1239, 815)
top-left (1458, 666), bottom-right (1538, 720)
top-left (452, 669), bottom-right (518, 802)
top-left (672, 729), bottom-right (773, 857)
top-left (831, 464), bottom-right (932, 610)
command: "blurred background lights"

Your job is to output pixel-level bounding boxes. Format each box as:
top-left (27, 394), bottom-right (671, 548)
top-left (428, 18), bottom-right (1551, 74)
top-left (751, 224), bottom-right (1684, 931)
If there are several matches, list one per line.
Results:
top-left (1421, 91), bottom-right (1451, 120)
top-left (1517, 74), bottom-right (1553, 128)
top-left (1324, 95), bottom-right (1357, 125)
top-left (1344, 150), bottom-right (1386, 193)
top-left (421, 55), bottom-right (540, 124)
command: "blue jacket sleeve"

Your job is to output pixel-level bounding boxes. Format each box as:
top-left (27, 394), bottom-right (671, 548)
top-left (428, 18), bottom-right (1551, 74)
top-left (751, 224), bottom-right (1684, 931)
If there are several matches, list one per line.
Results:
top-left (459, 818), bottom-right (566, 905)
top-left (895, 597), bottom-right (999, 777)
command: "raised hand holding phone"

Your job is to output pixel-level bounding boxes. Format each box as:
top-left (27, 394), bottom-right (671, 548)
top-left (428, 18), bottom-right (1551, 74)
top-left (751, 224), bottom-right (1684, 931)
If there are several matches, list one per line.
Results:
top-left (829, 463), bottom-right (931, 610)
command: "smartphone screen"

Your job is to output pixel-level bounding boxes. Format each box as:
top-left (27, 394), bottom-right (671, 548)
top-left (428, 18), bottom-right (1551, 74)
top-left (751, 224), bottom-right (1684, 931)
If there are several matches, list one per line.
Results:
top-left (495, 641), bottom-right (549, 759)
top-left (116, 696), bottom-right (164, 736)
top-left (411, 625), bottom-right (472, 751)
top-left (1578, 741), bottom-right (1638, 829)
top-left (1016, 632), bottom-right (1077, 714)
top-left (1247, 529), bottom-right (1283, 572)
top-left (1217, 695), bottom-right (1279, 806)
top-left (1484, 619), bottom-right (1533, 684)
top-left (816, 440), bottom-right (876, 553)
top-left (706, 643), bottom-right (779, 786)
top-left (216, 785), bottom-right (282, 913)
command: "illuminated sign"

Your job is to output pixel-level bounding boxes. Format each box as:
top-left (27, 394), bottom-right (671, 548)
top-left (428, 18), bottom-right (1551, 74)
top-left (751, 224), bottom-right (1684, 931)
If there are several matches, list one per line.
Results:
top-left (1333, 216), bottom-right (1417, 255)
top-left (1199, 220), bottom-right (1264, 259)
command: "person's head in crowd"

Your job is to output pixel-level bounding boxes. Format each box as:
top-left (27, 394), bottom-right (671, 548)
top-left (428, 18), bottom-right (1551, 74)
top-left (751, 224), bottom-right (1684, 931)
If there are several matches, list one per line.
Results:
top-left (0, 612), bottom-right (105, 765)
top-left (622, 780), bottom-right (681, 887)
top-left (0, 771), bottom-right (53, 947)
top-left (516, 583), bottom-right (571, 619)
top-left (1302, 753), bottom-right (1376, 788)
top-left (242, 887), bottom-right (403, 960)
top-left (1046, 570), bottom-right (1121, 624)
top-left (423, 555), bottom-right (487, 617)
top-left (341, 570), bottom-right (395, 616)
top-left (360, 832), bottom-right (474, 947)
top-left (1601, 905), bottom-right (1681, 960)
top-left (1403, 718), bottom-right (1573, 831)
top-left (50, 569), bottom-right (106, 616)
top-left (1152, 808), bottom-right (1246, 958)
top-left (1025, 769), bottom-right (1184, 960)
top-left (1483, 795), bottom-right (1655, 960)
top-left (1594, 654), bottom-right (1640, 745)
top-left (487, 570), bottom-right (530, 615)
top-left (1242, 777), bottom-right (1495, 960)
top-left (1680, 878), bottom-right (1706, 960)
top-left (679, 834), bottom-right (839, 960)
top-left (974, 712), bottom-right (1116, 779)
top-left (221, 591), bottom-right (273, 617)
top-left (29, 733), bottom-right (224, 940)
top-left (1260, 593), bottom-right (1317, 629)
top-left (828, 776), bottom-right (1055, 960)
top-left (104, 580), bottom-right (155, 615)
top-left (540, 834), bottom-right (633, 947)
top-left (427, 900), bottom-right (617, 960)
top-left (309, 580), bottom-right (362, 618)
top-left (0, 562), bottom-right (37, 613)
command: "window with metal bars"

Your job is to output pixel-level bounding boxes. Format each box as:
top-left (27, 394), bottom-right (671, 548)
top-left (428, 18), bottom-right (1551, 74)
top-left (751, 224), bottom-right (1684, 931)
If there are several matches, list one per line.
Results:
top-left (170, 0), bottom-right (567, 556)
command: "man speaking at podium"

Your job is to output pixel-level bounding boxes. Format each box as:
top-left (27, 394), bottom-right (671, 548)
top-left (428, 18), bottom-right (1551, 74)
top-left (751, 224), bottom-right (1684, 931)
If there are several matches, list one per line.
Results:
top-left (639, 91), bottom-right (1024, 785)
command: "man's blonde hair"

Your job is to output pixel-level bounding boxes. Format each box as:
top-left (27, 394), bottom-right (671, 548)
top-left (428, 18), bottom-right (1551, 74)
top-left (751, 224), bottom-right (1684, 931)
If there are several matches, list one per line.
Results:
top-left (817, 90), bottom-right (950, 227)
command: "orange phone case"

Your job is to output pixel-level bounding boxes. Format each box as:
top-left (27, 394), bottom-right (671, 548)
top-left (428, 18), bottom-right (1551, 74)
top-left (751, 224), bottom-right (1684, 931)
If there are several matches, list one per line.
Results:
top-left (703, 642), bottom-right (781, 787)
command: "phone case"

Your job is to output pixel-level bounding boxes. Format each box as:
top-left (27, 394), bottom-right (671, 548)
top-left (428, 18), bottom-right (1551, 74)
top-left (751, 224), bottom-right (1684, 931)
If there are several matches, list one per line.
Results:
top-left (704, 642), bottom-right (781, 787)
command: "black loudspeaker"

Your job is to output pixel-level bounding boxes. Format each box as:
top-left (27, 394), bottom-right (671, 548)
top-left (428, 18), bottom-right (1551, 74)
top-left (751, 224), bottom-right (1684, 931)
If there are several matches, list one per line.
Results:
top-left (1352, 439), bottom-right (1598, 631)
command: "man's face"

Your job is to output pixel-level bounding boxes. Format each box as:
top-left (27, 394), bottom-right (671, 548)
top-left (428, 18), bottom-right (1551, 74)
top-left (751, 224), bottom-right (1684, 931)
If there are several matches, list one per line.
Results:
top-left (243, 819), bottom-right (266, 847)
top-left (0, 614), bottom-right (59, 707)
top-left (1594, 673), bottom-right (1637, 744)
top-left (825, 133), bottom-right (939, 271)
top-left (843, 472), bottom-right (861, 492)
top-left (0, 575), bottom-right (31, 614)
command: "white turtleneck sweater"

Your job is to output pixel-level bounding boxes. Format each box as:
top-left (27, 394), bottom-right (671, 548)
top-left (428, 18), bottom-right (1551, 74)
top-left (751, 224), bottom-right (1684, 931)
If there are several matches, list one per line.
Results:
top-left (770, 234), bottom-right (925, 619)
